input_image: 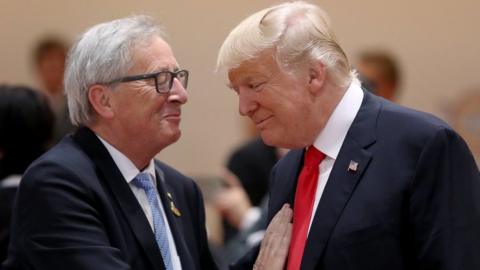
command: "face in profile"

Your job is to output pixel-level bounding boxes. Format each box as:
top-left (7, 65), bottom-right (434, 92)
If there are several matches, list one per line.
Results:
top-left (228, 51), bottom-right (317, 148)
top-left (109, 37), bottom-right (188, 153)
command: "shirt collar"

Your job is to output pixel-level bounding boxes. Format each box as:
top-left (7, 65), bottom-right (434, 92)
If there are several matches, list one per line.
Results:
top-left (97, 135), bottom-right (156, 185)
top-left (313, 78), bottom-right (364, 159)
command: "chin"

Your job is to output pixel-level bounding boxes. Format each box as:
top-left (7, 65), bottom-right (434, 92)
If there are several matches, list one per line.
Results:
top-left (260, 129), bottom-right (305, 149)
top-left (259, 130), bottom-right (283, 148)
top-left (168, 129), bottom-right (181, 143)
top-left (157, 129), bottom-right (181, 148)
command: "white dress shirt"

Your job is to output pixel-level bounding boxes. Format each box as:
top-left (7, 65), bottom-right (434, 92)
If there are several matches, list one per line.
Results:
top-left (308, 78), bottom-right (364, 233)
top-left (97, 136), bottom-right (182, 270)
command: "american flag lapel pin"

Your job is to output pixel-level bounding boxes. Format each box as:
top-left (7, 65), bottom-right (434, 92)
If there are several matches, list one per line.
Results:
top-left (348, 160), bottom-right (359, 173)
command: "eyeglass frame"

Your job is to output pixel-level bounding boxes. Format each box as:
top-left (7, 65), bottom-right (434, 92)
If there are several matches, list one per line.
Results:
top-left (105, 69), bottom-right (189, 94)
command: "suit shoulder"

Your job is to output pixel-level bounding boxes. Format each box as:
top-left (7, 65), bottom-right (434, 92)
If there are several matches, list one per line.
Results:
top-left (30, 136), bottom-right (94, 170)
top-left (377, 100), bottom-right (455, 138)
top-left (22, 137), bottom-right (97, 189)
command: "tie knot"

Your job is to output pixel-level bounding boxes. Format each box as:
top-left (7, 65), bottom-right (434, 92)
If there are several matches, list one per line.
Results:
top-left (132, 172), bottom-right (155, 192)
top-left (304, 146), bottom-right (325, 167)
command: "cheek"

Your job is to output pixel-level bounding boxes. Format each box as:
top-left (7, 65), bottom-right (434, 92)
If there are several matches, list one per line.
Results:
top-left (276, 100), bottom-right (304, 124)
top-left (147, 98), bottom-right (168, 117)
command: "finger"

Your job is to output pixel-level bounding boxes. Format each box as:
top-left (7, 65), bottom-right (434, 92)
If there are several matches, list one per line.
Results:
top-left (278, 204), bottom-right (293, 224)
top-left (269, 203), bottom-right (289, 225)
top-left (263, 205), bottom-right (292, 249)
top-left (269, 204), bottom-right (292, 232)
top-left (281, 222), bottom-right (293, 247)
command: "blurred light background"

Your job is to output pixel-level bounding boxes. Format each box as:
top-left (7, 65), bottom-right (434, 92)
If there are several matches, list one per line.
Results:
top-left (1, 0), bottom-right (479, 176)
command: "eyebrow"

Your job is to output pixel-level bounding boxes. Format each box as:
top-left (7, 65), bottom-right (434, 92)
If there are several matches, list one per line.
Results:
top-left (145, 64), bottom-right (180, 74)
top-left (232, 75), bottom-right (265, 86)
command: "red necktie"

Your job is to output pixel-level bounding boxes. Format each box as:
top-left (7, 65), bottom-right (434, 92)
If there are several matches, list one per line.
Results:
top-left (287, 146), bottom-right (325, 270)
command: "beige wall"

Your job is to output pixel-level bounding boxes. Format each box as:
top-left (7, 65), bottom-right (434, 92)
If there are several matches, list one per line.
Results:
top-left (1, 0), bottom-right (479, 176)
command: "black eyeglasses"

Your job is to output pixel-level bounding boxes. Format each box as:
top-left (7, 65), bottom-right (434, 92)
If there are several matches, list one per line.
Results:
top-left (106, 69), bottom-right (189, 94)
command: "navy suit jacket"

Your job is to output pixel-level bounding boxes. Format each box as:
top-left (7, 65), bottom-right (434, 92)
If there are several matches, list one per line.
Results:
top-left (233, 91), bottom-right (480, 270)
top-left (2, 127), bottom-right (217, 270)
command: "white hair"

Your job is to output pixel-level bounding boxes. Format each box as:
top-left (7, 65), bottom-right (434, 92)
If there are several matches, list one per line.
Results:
top-left (216, 1), bottom-right (354, 87)
top-left (64, 15), bottom-right (166, 126)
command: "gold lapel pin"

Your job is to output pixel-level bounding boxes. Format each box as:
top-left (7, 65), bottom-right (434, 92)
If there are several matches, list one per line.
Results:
top-left (347, 160), bottom-right (359, 173)
top-left (166, 192), bottom-right (181, 216)
top-left (170, 201), bottom-right (181, 217)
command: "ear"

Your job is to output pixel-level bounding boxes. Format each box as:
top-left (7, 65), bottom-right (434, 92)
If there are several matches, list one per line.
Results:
top-left (88, 85), bottom-right (114, 120)
top-left (307, 61), bottom-right (326, 95)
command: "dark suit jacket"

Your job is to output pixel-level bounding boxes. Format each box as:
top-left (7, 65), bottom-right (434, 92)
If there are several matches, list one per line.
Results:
top-left (2, 127), bottom-right (217, 270)
top-left (233, 91), bottom-right (480, 270)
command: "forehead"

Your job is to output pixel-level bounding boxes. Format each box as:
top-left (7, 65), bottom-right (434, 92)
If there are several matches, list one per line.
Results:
top-left (131, 37), bottom-right (179, 73)
top-left (228, 51), bottom-right (280, 84)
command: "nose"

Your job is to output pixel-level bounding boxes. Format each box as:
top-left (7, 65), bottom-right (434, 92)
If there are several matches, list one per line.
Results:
top-left (238, 87), bottom-right (258, 117)
top-left (168, 78), bottom-right (188, 104)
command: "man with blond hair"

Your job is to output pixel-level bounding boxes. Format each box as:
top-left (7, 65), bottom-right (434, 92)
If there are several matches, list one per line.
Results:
top-left (217, 1), bottom-right (480, 270)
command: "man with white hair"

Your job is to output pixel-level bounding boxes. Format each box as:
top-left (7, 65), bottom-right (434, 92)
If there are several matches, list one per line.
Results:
top-left (217, 1), bottom-right (480, 270)
top-left (3, 16), bottom-right (216, 270)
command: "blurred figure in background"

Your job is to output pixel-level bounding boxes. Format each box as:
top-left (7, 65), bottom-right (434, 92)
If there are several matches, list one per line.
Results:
top-left (32, 37), bottom-right (75, 142)
top-left (227, 137), bottom-right (278, 207)
top-left (0, 85), bottom-right (54, 265)
top-left (218, 137), bottom-right (278, 243)
top-left (355, 50), bottom-right (400, 101)
top-left (216, 142), bottom-right (288, 264)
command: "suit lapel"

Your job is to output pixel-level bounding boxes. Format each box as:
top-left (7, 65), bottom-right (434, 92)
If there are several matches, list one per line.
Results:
top-left (155, 165), bottom-right (195, 270)
top-left (72, 127), bottom-right (166, 270)
top-left (300, 91), bottom-right (380, 270)
top-left (269, 150), bottom-right (304, 221)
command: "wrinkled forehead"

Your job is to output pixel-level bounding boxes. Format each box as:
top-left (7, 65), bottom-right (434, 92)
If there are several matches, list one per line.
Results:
top-left (130, 37), bottom-right (179, 73)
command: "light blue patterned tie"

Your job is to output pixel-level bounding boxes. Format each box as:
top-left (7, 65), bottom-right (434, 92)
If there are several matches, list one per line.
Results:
top-left (133, 172), bottom-right (173, 270)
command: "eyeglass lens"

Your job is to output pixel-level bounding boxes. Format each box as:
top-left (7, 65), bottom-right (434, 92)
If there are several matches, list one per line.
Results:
top-left (157, 70), bottom-right (188, 92)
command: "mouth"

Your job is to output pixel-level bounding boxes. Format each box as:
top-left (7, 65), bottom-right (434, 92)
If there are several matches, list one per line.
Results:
top-left (164, 112), bottom-right (181, 121)
top-left (254, 115), bottom-right (273, 129)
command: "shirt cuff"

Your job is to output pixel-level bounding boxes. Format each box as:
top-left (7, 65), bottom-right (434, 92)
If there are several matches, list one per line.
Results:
top-left (240, 207), bottom-right (261, 230)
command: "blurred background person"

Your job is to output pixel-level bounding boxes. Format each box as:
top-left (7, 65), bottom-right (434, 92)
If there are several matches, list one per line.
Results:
top-left (355, 50), bottom-right (401, 102)
top-left (227, 137), bottom-right (278, 207)
top-left (32, 37), bottom-right (75, 143)
top-left (0, 85), bottom-right (54, 265)
top-left (219, 137), bottom-right (279, 241)
top-left (215, 142), bottom-right (289, 264)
